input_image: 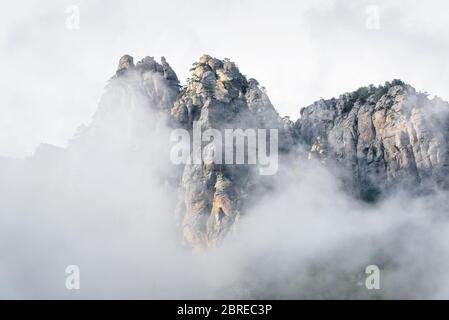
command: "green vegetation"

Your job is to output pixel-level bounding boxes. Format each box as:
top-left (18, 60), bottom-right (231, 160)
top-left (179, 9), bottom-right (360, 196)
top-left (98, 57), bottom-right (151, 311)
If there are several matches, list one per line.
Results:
top-left (354, 86), bottom-right (371, 103)
top-left (351, 79), bottom-right (406, 104)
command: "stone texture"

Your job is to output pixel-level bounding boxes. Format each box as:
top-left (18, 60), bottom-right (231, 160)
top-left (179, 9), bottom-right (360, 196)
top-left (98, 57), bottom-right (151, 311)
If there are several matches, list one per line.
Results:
top-left (171, 54), bottom-right (292, 248)
top-left (80, 55), bottom-right (449, 248)
top-left (116, 54), bottom-right (135, 75)
top-left (295, 80), bottom-right (449, 200)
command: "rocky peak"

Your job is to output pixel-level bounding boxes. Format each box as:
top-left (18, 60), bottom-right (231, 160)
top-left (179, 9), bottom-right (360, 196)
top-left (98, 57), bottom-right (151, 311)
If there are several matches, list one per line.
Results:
top-left (116, 54), bottom-right (135, 75)
top-left (115, 54), bottom-right (180, 110)
top-left (72, 55), bottom-right (180, 150)
top-left (171, 54), bottom-right (250, 129)
top-left (170, 54), bottom-right (293, 248)
top-left (296, 80), bottom-right (449, 200)
top-left (86, 54), bottom-right (449, 248)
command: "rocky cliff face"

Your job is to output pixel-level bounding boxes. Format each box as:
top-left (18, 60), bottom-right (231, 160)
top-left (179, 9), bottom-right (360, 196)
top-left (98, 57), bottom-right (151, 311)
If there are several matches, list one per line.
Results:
top-left (83, 55), bottom-right (449, 248)
top-left (295, 80), bottom-right (449, 200)
top-left (170, 54), bottom-right (292, 248)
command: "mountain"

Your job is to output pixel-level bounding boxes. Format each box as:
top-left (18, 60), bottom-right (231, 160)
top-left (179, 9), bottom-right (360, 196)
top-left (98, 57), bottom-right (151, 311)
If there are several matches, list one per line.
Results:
top-left (295, 80), bottom-right (449, 201)
top-left (36, 54), bottom-right (449, 248)
top-left (170, 54), bottom-right (294, 248)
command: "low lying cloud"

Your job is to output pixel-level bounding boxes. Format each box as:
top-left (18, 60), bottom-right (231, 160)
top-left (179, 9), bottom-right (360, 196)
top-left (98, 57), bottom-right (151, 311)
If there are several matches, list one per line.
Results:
top-left (1, 69), bottom-right (449, 299)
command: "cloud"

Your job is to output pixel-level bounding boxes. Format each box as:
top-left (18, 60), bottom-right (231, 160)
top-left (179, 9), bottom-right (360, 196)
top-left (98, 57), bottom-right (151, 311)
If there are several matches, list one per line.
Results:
top-left (1, 0), bottom-right (449, 299)
top-left (2, 75), bottom-right (449, 298)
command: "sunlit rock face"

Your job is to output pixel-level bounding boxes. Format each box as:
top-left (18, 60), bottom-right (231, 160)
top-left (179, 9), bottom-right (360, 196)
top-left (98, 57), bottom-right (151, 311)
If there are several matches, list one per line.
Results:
top-left (295, 80), bottom-right (449, 201)
top-left (170, 54), bottom-right (292, 248)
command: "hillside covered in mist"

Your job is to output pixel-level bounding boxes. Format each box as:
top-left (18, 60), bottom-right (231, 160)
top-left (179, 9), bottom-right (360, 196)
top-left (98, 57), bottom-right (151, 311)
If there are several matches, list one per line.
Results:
top-left (1, 54), bottom-right (449, 299)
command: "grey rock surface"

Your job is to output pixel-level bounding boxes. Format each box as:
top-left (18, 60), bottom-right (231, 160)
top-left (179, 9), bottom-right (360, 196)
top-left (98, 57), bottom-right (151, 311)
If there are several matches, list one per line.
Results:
top-left (295, 80), bottom-right (449, 200)
top-left (74, 56), bottom-right (449, 247)
top-left (171, 54), bottom-right (292, 248)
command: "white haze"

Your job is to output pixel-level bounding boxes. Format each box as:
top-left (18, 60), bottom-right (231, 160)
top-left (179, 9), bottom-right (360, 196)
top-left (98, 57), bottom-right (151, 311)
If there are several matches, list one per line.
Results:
top-left (1, 0), bottom-right (449, 299)
top-left (1, 69), bottom-right (449, 299)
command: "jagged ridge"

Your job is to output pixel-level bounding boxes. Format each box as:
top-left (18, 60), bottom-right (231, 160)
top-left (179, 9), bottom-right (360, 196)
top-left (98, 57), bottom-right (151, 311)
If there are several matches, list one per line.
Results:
top-left (81, 54), bottom-right (449, 247)
top-left (295, 80), bottom-right (449, 200)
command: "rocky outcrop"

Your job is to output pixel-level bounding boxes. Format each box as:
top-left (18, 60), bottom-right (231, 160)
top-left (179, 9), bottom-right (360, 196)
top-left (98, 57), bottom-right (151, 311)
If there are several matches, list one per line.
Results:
top-left (171, 54), bottom-right (292, 248)
top-left (72, 55), bottom-right (180, 149)
top-left (71, 53), bottom-right (293, 249)
top-left (295, 80), bottom-right (449, 200)
top-left (77, 54), bottom-right (449, 247)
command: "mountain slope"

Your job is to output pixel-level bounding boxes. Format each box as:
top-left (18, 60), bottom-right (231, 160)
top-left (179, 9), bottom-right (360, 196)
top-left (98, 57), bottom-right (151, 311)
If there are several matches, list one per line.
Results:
top-left (295, 80), bottom-right (449, 201)
top-left (171, 54), bottom-right (293, 247)
top-left (41, 54), bottom-right (449, 248)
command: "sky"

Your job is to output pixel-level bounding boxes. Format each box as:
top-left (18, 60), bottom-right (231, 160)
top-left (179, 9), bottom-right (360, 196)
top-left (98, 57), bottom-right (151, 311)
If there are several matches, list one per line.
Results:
top-left (2, 0), bottom-right (449, 299)
top-left (1, 0), bottom-right (449, 158)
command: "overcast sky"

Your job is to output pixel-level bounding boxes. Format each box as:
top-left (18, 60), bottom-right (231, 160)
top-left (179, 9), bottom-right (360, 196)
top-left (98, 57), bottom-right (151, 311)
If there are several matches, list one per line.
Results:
top-left (1, 0), bottom-right (449, 158)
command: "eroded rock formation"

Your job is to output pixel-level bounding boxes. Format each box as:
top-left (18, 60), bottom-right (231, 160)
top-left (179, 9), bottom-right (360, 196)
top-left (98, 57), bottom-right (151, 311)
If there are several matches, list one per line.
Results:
top-left (171, 54), bottom-right (292, 248)
top-left (295, 80), bottom-right (449, 200)
top-left (77, 55), bottom-right (449, 247)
